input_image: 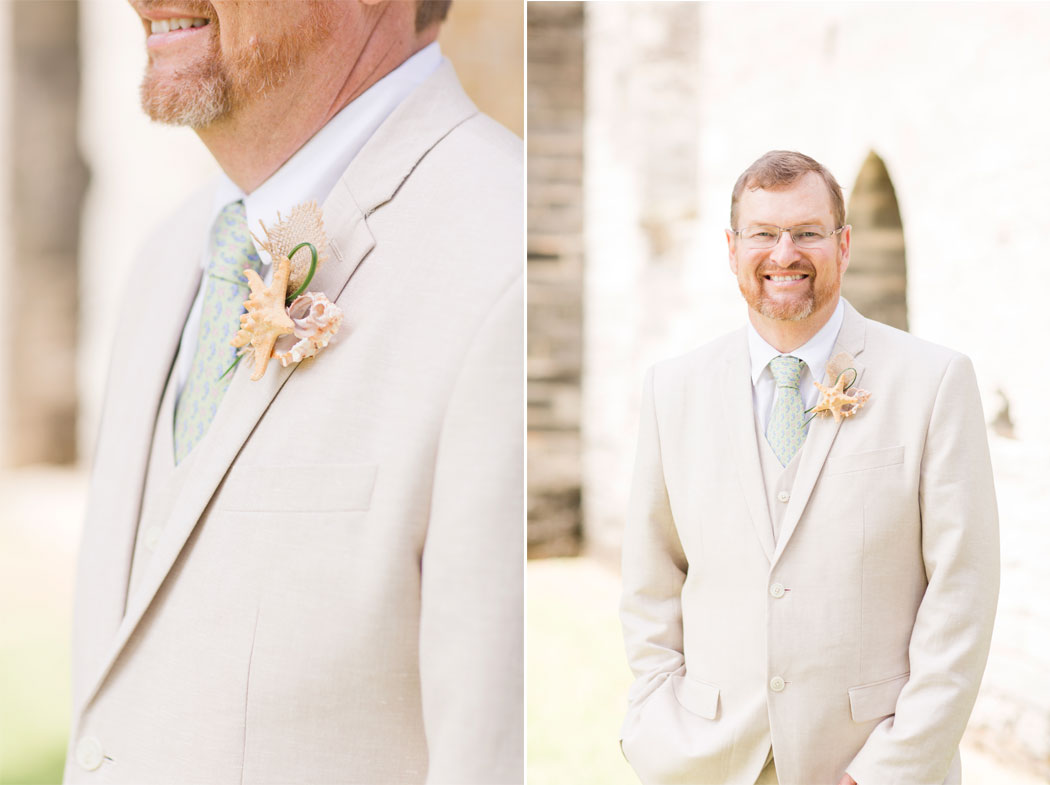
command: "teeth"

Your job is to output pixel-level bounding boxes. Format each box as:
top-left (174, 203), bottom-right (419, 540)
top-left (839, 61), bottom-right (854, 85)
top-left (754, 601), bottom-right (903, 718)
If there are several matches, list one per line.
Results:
top-left (768, 274), bottom-right (805, 282)
top-left (150, 17), bottom-right (207, 33)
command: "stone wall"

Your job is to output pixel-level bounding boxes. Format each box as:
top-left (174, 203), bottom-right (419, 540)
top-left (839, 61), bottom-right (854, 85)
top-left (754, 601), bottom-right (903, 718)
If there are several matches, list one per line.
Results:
top-left (527, 2), bottom-right (585, 557)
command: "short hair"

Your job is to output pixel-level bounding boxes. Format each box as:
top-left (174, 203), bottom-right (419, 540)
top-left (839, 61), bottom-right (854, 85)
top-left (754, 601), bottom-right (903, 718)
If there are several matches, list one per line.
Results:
top-left (416, 0), bottom-right (452, 32)
top-left (730, 150), bottom-right (845, 230)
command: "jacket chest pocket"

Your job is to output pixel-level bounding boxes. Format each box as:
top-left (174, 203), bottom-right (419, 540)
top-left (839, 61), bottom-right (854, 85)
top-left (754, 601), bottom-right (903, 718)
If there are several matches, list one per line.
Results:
top-left (824, 445), bottom-right (905, 476)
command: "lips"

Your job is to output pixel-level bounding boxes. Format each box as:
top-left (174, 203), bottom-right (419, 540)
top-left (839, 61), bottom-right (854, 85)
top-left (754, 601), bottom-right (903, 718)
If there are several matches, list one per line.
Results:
top-left (133, 1), bottom-right (214, 45)
top-left (142, 13), bottom-right (213, 52)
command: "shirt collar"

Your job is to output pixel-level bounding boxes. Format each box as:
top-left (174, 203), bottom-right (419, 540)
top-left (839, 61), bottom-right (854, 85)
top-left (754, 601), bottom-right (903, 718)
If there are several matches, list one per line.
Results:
top-left (208, 42), bottom-right (444, 266)
top-left (748, 297), bottom-right (845, 385)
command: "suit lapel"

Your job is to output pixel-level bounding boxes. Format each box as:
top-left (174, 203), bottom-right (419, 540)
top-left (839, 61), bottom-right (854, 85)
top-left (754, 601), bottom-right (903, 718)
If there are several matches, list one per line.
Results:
top-left (719, 332), bottom-right (776, 563)
top-left (70, 197), bottom-right (208, 711)
top-left (76, 61), bottom-right (481, 716)
top-left (771, 301), bottom-right (867, 566)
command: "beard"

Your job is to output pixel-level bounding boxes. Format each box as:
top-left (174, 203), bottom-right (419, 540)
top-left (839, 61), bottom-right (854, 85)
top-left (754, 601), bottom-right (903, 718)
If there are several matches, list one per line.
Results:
top-left (140, 47), bottom-right (230, 128)
top-left (138, 2), bottom-right (334, 128)
top-left (737, 261), bottom-right (839, 322)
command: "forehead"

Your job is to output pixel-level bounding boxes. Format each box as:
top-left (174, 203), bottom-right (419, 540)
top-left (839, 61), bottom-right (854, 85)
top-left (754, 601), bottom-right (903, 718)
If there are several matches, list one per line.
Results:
top-left (736, 171), bottom-right (836, 227)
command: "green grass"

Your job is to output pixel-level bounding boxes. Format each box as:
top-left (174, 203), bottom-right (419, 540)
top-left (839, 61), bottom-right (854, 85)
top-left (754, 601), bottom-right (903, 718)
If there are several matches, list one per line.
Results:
top-left (528, 557), bottom-right (638, 785)
top-left (0, 527), bottom-right (72, 785)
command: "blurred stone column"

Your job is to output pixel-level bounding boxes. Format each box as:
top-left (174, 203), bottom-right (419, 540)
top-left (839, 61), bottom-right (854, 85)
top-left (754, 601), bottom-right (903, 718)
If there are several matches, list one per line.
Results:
top-left (527, 2), bottom-right (584, 557)
top-left (7, 0), bottom-right (86, 465)
top-left (582, 3), bottom-right (701, 561)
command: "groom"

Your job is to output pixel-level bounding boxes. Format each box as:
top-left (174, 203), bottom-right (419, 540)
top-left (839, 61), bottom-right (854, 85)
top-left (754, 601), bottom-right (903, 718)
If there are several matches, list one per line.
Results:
top-left (620, 150), bottom-right (998, 785)
top-left (66, 1), bottom-right (522, 783)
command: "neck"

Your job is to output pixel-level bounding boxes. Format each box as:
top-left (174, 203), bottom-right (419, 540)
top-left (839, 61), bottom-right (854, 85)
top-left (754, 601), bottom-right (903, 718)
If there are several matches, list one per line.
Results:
top-left (197, 17), bottom-right (437, 193)
top-left (748, 296), bottom-right (840, 354)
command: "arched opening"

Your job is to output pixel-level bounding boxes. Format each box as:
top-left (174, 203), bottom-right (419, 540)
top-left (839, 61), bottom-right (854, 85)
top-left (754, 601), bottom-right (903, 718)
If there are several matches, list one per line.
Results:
top-left (842, 151), bottom-right (908, 331)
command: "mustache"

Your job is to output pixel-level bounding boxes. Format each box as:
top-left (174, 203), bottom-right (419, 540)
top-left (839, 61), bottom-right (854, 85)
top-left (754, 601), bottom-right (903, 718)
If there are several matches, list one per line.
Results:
top-left (133, 0), bottom-right (215, 17)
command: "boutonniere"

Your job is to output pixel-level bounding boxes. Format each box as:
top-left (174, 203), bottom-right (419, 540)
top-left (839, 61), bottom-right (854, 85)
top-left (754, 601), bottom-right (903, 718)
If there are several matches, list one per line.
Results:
top-left (806, 351), bottom-right (871, 424)
top-left (228, 202), bottom-right (344, 381)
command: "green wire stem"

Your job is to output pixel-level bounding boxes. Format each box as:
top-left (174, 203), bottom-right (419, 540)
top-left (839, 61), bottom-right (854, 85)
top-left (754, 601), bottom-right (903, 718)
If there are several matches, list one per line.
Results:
top-left (218, 351), bottom-right (245, 381)
top-left (286, 242), bottom-right (318, 304)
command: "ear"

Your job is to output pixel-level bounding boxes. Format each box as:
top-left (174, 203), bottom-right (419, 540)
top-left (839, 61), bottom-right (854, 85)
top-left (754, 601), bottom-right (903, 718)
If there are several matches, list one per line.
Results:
top-left (726, 229), bottom-right (739, 275)
top-left (838, 224), bottom-right (851, 273)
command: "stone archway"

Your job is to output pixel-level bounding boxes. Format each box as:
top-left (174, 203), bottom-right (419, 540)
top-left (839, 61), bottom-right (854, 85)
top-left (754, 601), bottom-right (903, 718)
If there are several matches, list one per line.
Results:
top-left (842, 151), bottom-right (908, 331)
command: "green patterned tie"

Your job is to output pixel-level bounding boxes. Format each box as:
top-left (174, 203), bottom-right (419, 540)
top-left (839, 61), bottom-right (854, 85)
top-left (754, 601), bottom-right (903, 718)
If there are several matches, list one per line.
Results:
top-left (766, 355), bottom-right (808, 467)
top-left (173, 200), bottom-right (262, 464)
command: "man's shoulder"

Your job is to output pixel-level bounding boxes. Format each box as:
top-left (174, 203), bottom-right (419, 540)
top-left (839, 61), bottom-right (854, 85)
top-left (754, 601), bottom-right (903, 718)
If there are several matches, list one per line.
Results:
top-left (648, 328), bottom-right (747, 387)
top-left (859, 314), bottom-right (972, 378)
top-left (409, 109), bottom-right (522, 205)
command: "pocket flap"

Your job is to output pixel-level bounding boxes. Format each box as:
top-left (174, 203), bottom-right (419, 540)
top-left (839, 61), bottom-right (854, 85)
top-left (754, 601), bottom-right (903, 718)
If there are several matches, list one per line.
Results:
top-left (848, 672), bottom-right (909, 722)
top-left (218, 463), bottom-right (377, 512)
top-left (827, 445), bottom-right (905, 476)
top-left (672, 674), bottom-right (720, 719)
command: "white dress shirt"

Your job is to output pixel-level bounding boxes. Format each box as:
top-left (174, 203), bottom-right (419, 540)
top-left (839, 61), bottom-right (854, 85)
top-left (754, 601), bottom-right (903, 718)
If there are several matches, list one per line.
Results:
top-left (175, 42), bottom-right (444, 395)
top-left (748, 297), bottom-right (845, 434)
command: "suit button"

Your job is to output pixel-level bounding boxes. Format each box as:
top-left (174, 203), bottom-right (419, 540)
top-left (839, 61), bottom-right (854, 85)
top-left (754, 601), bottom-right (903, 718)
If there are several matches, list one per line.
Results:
top-left (777, 490), bottom-right (790, 503)
top-left (770, 676), bottom-right (786, 692)
top-left (770, 583), bottom-right (785, 598)
top-left (76, 736), bottom-right (104, 771)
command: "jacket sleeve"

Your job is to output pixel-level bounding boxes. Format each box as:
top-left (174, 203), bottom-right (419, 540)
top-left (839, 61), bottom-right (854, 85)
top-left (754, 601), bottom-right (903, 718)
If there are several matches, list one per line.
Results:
top-left (846, 353), bottom-right (1000, 784)
top-left (620, 365), bottom-right (697, 779)
top-left (418, 275), bottom-right (524, 785)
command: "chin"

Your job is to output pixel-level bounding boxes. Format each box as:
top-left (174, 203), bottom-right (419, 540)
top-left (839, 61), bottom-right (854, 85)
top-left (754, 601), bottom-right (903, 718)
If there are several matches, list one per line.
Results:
top-left (757, 296), bottom-right (815, 322)
top-left (140, 62), bottom-right (231, 128)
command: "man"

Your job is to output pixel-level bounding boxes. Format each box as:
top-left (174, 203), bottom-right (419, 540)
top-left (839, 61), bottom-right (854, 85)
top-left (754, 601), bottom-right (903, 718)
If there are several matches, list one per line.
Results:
top-left (66, 2), bottom-right (522, 783)
top-left (619, 151), bottom-right (998, 785)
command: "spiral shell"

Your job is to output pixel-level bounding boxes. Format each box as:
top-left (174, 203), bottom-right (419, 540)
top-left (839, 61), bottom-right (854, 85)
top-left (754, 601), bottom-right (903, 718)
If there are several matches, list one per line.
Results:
top-left (275, 292), bottom-right (343, 367)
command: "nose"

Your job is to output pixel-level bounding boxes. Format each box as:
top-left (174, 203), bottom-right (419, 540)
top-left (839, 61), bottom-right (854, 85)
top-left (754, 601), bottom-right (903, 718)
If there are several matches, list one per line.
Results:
top-left (769, 229), bottom-right (801, 267)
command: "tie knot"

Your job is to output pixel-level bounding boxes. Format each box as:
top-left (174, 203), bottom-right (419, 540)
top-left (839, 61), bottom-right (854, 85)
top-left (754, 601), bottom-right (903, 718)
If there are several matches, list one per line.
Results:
top-left (769, 355), bottom-right (804, 389)
top-left (207, 200), bottom-right (262, 279)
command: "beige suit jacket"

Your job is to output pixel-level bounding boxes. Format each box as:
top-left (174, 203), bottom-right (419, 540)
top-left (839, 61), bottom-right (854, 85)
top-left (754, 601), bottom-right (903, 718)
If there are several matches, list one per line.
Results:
top-left (620, 301), bottom-right (999, 785)
top-left (65, 63), bottom-right (523, 785)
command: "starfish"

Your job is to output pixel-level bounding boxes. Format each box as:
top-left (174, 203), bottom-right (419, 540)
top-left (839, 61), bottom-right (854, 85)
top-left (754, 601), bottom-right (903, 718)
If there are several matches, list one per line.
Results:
top-left (231, 257), bottom-right (295, 380)
top-left (811, 369), bottom-right (871, 423)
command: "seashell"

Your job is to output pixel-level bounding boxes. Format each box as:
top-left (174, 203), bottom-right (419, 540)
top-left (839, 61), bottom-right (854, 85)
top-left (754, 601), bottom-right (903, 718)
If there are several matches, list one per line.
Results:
top-left (250, 201), bottom-right (330, 299)
top-left (231, 257), bottom-right (295, 380)
top-left (275, 292), bottom-right (343, 367)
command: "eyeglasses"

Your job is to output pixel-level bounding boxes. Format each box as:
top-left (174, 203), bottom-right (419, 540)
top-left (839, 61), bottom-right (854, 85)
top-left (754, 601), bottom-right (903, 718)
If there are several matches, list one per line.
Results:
top-left (731, 224), bottom-right (845, 249)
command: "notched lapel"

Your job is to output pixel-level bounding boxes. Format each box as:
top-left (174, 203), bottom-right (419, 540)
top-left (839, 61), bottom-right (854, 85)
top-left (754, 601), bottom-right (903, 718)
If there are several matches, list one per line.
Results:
top-left (772, 302), bottom-right (868, 566)
top-left (71, 222), bottom-right (204, 710)
top-left (78, 201), bottom-right (376, 717)
top-left (719, 335), bottom-right (776, 563)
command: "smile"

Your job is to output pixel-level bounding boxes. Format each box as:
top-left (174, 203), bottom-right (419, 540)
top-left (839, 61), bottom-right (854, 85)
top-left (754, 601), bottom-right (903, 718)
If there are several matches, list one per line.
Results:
top-left (764, 274), bottom-right (807, 282)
